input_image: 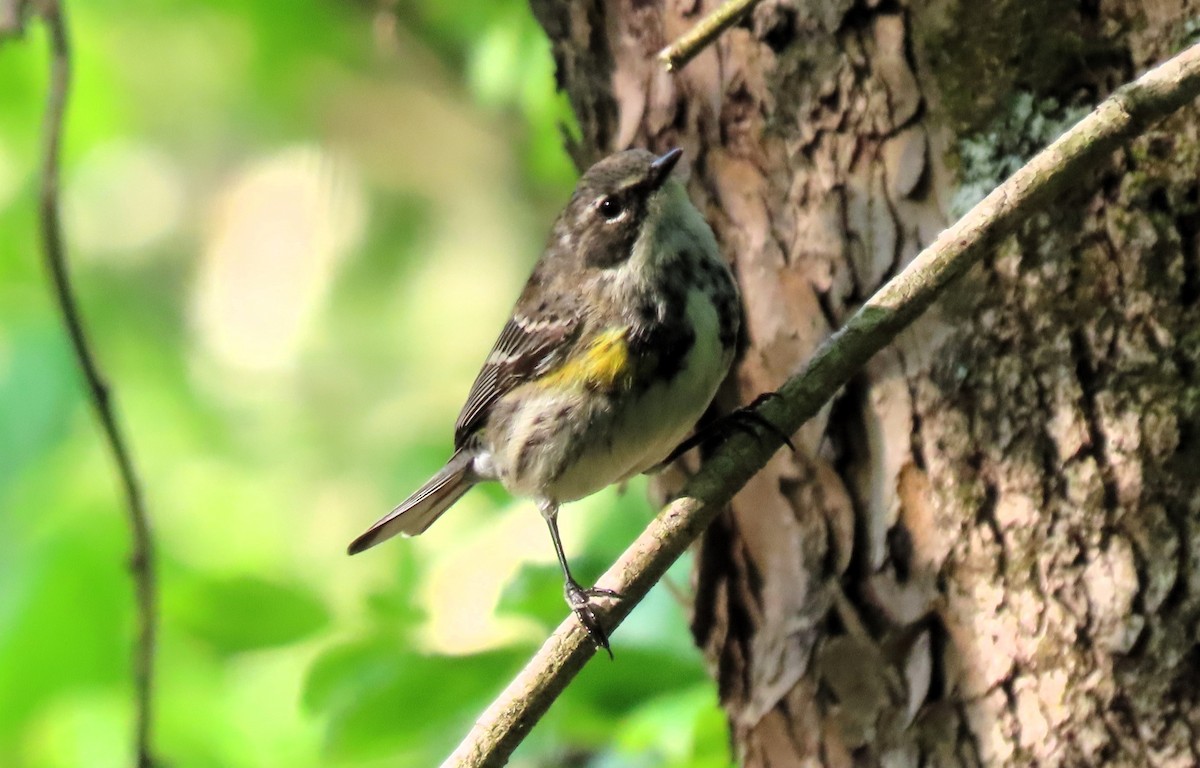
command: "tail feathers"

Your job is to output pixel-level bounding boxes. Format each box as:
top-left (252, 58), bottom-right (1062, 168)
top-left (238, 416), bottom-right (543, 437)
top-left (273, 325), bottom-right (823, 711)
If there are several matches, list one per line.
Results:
top-left (347, 449), bottom-right (476, 555)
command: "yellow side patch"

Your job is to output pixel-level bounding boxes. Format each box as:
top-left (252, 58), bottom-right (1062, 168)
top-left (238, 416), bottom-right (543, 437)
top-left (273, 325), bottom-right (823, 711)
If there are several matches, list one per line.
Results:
top-left (539, 327), bottom-right (631, 391)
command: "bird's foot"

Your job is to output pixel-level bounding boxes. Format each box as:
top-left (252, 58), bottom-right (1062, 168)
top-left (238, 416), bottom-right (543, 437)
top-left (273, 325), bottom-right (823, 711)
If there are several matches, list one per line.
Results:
top-left (726, 393), bottom-right (796, 450)
top-left (565, 580), bottom-right (622, 659)
top-left (662, 392), bottom-right (795, 465)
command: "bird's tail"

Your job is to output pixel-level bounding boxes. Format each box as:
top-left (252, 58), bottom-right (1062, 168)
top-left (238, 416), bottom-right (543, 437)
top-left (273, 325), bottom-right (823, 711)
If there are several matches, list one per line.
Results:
top-left (347, 449), bottom-right (476, 554)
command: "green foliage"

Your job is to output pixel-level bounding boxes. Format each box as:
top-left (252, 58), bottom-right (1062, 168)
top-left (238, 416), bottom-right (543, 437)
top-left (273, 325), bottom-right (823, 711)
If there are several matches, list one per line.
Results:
top-left (497, 561), bottom-right (571, 630)
top-left (169, 573), bottom-right (330, 654)
top-left (304, 640), bottom-right (530, 763)
top-left (0, 2), bottom-right (730, 767)
top-left (0, 493), bottom-right (128, 743)
top-left (398, 0), bottom-right (580, 185)
top-left (0, 324), bottom-right (77, 489)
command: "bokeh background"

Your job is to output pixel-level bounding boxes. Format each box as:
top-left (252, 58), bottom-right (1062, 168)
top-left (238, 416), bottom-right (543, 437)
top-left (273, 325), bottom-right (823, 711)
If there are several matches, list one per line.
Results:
top-left (0, 1), bottom-right (732, 766)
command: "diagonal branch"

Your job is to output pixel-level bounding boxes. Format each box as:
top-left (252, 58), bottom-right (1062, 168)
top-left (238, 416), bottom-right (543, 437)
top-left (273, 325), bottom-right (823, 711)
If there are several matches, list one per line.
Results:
top-left (442, 42), bottom-right (1200, 768)
top-left (11, 2), bottom-right (159, 765)
top-left (657, 0), bottom-right (762, 72)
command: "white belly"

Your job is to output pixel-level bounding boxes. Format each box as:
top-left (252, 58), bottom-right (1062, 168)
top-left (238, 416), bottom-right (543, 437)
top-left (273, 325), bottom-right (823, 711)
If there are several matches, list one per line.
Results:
top-left (543, 289), bottom-right (732, 502)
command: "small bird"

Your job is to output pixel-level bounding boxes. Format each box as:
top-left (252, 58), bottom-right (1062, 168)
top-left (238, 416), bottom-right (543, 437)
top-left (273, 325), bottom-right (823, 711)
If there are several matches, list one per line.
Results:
top-left (348, 148), bottom-right (741, 652)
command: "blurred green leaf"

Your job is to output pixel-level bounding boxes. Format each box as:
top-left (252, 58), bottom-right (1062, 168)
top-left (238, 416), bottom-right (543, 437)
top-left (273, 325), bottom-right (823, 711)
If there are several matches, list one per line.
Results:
top-left (506, 642), bottom-right (720, 767)
top-left (362, 547), bottom-right (428, 635)
top-left (496, 561), bottom-right (566, 630)
top-left (398, 0), bottom-right (576, 188)
top-left (170, 574), bottom-right (329, 654)
top-left (305, 640), bottom-right (529, 763)
top-left (689, 703), bottom-right (736, 768)
top-left (614, 685), bottom-right (733, 768)
top-left (0, 499), bottom-right (127, 744)
top-left (0, 321), bottom-right (78, 490)
top-left (571, 646), bottom-right (707, 719)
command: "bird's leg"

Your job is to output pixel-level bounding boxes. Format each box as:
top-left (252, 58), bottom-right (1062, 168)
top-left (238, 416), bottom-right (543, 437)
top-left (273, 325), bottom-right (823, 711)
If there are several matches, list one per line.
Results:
top-left (660, 392), bottom-right (796, 466)
top-left (538, 499), bottom-right (620, 658)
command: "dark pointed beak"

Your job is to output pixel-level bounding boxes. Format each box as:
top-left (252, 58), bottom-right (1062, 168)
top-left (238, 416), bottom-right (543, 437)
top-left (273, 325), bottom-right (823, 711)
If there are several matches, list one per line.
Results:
top-left (646, 148), bottom-right (683, 190)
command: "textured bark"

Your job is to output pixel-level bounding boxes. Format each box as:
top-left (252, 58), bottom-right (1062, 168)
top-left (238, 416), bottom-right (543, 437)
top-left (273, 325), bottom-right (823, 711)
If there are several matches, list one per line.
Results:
top-left (534, 0), bottom-right (1200, 765)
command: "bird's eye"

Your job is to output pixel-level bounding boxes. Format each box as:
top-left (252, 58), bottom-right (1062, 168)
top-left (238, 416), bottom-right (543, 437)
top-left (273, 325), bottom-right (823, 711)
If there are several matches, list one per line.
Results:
top-left (598, 196), bottom-right (623, 220)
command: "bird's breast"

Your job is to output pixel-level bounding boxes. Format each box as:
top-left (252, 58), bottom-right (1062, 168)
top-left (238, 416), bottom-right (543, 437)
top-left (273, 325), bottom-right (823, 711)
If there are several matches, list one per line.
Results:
top-left (487, 250), bottom-right (739, 505)
top-left (545, 285), bottom-right (735, 502)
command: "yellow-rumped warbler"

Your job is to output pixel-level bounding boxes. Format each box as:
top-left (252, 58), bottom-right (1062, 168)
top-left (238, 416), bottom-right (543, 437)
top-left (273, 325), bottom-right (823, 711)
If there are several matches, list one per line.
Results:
top-left (348, 148), bottom-right (740, 651)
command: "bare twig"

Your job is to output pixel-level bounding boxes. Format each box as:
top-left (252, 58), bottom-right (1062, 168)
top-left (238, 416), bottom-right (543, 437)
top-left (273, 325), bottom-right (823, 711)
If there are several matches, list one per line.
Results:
top-left (443, 43), bottom-right (1200, 768)
top-left (657, 0), bottom-right (760, 72)
top-left (21, 2), bottom-right (159, 765)
top-left (0, 0), bottom-right (27, 37)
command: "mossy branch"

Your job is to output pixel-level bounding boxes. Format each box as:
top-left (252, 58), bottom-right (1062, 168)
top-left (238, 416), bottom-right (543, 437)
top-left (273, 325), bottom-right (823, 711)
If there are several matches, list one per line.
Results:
top-left (442, 43), bottom-right (1200, 768)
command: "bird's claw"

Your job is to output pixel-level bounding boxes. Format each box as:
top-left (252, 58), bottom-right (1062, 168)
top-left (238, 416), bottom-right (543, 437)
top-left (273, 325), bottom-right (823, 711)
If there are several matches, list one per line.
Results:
top-left (728, 393), bottom-right (796, 452)
top-left (662, 391), bottom-right (795, 465)
top-left (565, 580), bottom-right (621, 659)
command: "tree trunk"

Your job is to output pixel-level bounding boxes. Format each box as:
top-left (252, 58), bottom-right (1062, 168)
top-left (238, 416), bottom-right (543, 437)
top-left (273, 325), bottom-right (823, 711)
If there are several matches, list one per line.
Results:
top-left (533, 1), bottom-right (1200, 764)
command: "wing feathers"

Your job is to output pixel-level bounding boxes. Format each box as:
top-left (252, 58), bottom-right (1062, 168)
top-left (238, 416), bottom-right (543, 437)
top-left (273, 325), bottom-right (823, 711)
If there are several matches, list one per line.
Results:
top-left (453, 313), bottom-right (578, 446)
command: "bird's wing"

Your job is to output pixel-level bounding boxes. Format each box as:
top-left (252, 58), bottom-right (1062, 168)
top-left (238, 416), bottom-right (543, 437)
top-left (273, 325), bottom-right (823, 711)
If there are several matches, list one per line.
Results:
top-left (453, 308), bottom-right (580, 447)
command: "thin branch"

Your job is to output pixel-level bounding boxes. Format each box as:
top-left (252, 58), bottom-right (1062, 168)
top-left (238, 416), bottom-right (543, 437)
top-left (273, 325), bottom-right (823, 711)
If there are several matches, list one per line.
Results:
top-left (657, 0), bottom-right (761, 72)
top-left (442, 43), bottom-right (1200, 768)
top-left (0, 0), bottom-right (27, 37)
top-left (24, 2), bottom-right (159, 765)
